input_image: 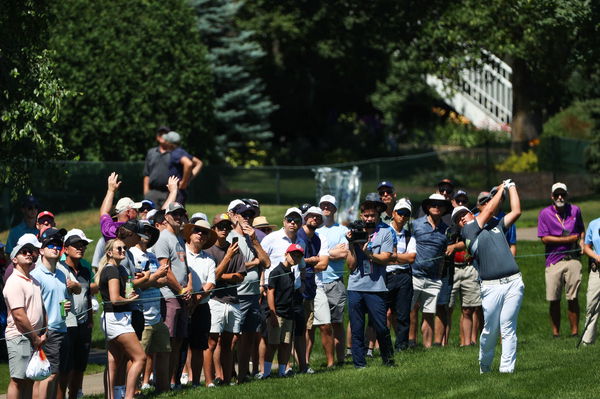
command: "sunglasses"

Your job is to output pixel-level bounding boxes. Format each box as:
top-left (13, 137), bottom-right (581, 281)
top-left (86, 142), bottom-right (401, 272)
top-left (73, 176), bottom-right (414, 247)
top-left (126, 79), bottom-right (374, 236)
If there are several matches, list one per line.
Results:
top-left (192, 227), bottom-right (205, 235)
top-left (18, 248), bottom-right (34, 256)
top-left (285, 217), bottom-right (302, 224)
top-left (114, 246), bottom-right (126, 252)
top-left (240, 212), bottom-right (254, 219)
top-left (379, 189), bottom-right (394, 196)
top-left (307, 214), bottom-right (322, 220)
top-left (214, 222), bottom-right (232, 231)
top-left (553, 192), bottom-right (567, 199)
top-left (38, 219), bottom-right (54, 226)
top-left (396, 210), bottom-right (410, 217)
top-left (71, 243), bottom-right (88, 250)
top-left (439, 187), bottom-right (453, 194)
top-left (45, 244), bottom-right (62, 251)
top-left (139, 205), bottom-right (153, 213)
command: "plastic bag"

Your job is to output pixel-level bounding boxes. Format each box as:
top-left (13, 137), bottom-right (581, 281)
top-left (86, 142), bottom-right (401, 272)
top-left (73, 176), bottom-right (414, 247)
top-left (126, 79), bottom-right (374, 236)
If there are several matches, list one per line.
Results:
top-left (26, 348), bottom-right (51, 381)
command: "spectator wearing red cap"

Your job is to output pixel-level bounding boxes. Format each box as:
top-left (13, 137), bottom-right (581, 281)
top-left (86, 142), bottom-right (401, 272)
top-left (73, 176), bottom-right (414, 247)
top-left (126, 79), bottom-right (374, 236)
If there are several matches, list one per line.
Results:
top-left (36, 211), bottom-right (56, 239)
top-left (259, 244), bottom-right (304, 378)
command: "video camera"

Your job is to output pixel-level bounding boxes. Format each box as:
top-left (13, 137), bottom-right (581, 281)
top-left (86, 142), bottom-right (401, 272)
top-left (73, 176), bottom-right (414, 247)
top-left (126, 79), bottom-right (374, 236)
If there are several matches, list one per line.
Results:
top-left (347, 220), bottom-right (368, 243)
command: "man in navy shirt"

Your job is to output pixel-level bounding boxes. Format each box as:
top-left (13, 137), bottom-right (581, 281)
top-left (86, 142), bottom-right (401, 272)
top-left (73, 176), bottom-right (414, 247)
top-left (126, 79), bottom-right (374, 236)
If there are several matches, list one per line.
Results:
top-left (346, 193), bottom-right (395, 368)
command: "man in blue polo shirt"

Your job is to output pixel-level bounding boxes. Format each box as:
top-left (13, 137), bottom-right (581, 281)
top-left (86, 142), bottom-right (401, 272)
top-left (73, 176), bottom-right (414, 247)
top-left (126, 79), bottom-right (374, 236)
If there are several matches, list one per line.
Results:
top-left (409, 193), bottom-right (449, 348)
top-left (30, 228), bottom-right (77, 399)
top-left (346, 193), bottom-right (394, 368)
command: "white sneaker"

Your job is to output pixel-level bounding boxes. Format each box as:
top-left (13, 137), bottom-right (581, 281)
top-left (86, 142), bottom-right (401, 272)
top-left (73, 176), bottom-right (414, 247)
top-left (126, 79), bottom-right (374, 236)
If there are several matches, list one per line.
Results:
top-left (141, 383), bottom-right (152, 390)
top-left (305, 367), bottom-right (315, 374)
top-left (180, 372), bottom-right (189, 385)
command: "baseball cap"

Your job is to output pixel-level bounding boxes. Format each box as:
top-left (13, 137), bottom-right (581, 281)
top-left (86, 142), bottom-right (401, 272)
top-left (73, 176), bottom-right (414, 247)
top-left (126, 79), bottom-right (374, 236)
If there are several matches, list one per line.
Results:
top-left (552, 182), bottom-right (568, 194)
top-left (284, 207), bottom-right (303, 218)
top-left (377, 181), bottom-right (395, 191)
top-left (157, 125), bottom-right (171, 134)
top-left (231, 202), bottom-right (254, 215)
top-left (189, 212), bottom-right (208, 224)
top-left (64, 229), bottom-right (94, 247)
top-left (163, 131), bottom-right (181, 144)
top-left (227, 199), bottom-right (245, 212)
top-left (319, 195), bottom-right (337, 208)
top-left (114, 197), bottom-right (143, 214)
top-left (10, 234), bottom-right (42, 259)
top-left (140, 200), bottom-right (155, 211)
top-left (40, 228), bottom-right (67, 248)
top-left (451, 206), bottom-right (471, 224)
top-left (286, 243), bottom-right (304, 254)
top-left (36, 211), bottom-right (55, 222)
top-left (303, 206), bottom-right (323, 219)
top-left (146, 209), bottom-right (158, 221)
top-left (212, 213), bottom-right (232, 226)
top-left (477, 192), bottom-right (491, 205)
top-left (165, 202), bottom-right (185, 215)
top-left (393, 198), bottom-right (412, 213)
top-left (361, 192), bottom-right (386, 213)
top-left (453, 190), bottom-right (468, 200)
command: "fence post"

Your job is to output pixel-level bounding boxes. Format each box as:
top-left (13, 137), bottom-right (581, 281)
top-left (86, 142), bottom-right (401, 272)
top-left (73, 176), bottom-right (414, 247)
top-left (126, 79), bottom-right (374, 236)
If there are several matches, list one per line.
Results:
top-left (275, 168), bottom-right (281, 205)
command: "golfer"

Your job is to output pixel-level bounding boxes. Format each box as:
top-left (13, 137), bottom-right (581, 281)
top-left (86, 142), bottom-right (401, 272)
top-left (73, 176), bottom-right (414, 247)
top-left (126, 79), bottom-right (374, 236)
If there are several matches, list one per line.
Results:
top-left (452, 179), bottom-right (523, 373)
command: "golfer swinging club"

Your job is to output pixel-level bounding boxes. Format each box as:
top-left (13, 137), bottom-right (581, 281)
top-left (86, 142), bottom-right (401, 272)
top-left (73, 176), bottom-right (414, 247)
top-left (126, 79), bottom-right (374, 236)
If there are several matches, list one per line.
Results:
top-left (452, 179), bottom-right (524, 373)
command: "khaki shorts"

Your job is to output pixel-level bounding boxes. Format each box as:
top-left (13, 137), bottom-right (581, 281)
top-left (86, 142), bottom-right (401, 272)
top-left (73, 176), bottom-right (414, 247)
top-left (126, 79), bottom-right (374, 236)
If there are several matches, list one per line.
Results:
top-left (7, 336), bottom-right (33, 379)
top-left (449, 265), bottom-right (482, 308)
top-left (411, 276), bottom-right (442, 314)
top-left (313, 287), bottom-right (332, 326)
top-left (545, 259), bottom-right (582, 301)
top-left (303, 299), bottom-right (314, 330)
top-left (267, 315), bottom-right (294, 345)
top-left (141, 322), bottom-right (171, 354)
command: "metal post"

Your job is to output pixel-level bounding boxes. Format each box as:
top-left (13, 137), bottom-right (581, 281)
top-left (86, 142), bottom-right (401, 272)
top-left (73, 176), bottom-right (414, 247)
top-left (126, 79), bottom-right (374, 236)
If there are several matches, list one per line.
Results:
top-left (275, 168), bottom-right (281, 205)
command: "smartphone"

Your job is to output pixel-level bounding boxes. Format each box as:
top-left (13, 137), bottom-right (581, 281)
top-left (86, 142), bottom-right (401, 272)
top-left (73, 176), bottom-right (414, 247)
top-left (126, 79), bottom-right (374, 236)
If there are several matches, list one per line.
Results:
top-left (232, 237), bottom-right (239, 245)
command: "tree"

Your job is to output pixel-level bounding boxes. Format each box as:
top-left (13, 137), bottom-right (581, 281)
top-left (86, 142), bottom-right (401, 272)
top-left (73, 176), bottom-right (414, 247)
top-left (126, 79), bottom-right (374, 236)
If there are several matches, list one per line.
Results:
top-left (410, 0), bottom-right (593, 151)
top-left (0, 1), bottom-right (72, 195)
top-left (47, 0), bottom-right (215, 161)
top-left (192, 0), bottom-right (278, 166)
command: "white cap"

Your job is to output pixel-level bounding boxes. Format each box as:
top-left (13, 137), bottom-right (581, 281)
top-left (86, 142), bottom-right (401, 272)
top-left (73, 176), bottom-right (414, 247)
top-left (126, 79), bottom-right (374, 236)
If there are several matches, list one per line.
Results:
top-left (146, 209), bottom-right (158, 220)
top-left (227, 199), bottom-right (245, 211)
top-left (319, 195), bottom-right (337, 208)
top-left (64, 229), bottom-right (94, 244)
top-left (115, 197), bottom-right (142, 214)
top-left (451, 206), bottom-right (471, 224)
top-left (552, 182), bottom-right (568, 193)
top-left (284, 207), bottom-right (303, 218)
top-left (190, 212), bottom-right (208, 221)
top-left (393, 198), bottom-right (412, 213)
top-left (10, 233), bottom-right (42, 259)
top-left (303, 206), bottom-right (323, 219)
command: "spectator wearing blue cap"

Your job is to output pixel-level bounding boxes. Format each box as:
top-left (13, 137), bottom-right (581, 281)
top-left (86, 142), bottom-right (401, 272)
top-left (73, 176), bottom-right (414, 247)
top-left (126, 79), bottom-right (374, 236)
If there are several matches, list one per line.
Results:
top-left (377, 181), bottom-right (397, 225)
top-left (6, 196), bottom-right (39, 256)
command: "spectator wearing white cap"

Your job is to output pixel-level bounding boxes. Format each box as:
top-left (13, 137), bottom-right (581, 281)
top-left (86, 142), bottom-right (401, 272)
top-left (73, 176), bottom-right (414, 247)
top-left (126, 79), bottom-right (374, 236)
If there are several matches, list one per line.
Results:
top-left (386, 198), bottom-right (416, 351)
top-left (409, 193), bottom-right (450, 348)
top-left (3, 234), bottom-right (42, 283)
top-left (538, 182), bottom-right (585, 337)
top-left (315, 194), bottom-right (349, 364)
top-left (56, 229), bottom-right (94, 399)
top-left (3, 238), bottom-right (45, 399)
top-left (298, 206), bottom-right (332, 371)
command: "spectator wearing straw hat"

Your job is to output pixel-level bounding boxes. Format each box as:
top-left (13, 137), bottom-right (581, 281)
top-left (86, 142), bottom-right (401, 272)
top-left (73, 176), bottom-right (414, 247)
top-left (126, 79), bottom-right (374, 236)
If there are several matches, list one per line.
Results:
top-left (252, 216), bottom-right (277, 241)
top-left (346, 193), bottom-right (395, 368)
top-left (183, 219), bottom-right (217, 387)
top-left (409, 193), bottom-right (450, 348)
top-left (3, 237), bottom-right (45, 399)
top-left (386, 198), bottom-right (416, 351)
top-left (315, 195), bottom-right (349, 364)
top-left (538, 182), bottom-right (585, 337)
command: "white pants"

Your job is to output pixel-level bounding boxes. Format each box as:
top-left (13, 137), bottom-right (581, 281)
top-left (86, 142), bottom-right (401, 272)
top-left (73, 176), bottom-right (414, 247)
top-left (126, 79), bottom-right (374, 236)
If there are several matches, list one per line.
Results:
top-left (479, 276), bottom-right (524, 373)
top-left (582, 270), bottom-right (600, 344)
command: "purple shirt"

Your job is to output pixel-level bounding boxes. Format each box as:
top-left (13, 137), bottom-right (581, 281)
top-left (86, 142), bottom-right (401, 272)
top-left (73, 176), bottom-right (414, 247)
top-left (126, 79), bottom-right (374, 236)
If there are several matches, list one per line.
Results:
top-left (100, 214), bottom-right (125, 241)
top-left (537, 204), bottom-right (584, 266)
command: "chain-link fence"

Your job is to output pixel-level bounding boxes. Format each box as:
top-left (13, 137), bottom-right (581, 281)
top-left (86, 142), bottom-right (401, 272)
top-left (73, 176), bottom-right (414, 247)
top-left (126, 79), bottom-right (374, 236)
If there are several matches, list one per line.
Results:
top-left (0, 138), bottom-right (592, 230)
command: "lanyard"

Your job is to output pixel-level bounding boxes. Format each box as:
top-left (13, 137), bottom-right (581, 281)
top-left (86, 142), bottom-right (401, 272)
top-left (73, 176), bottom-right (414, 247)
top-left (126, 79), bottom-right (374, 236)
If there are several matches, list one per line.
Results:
top-left (554, 212), bottom-right (569, 229)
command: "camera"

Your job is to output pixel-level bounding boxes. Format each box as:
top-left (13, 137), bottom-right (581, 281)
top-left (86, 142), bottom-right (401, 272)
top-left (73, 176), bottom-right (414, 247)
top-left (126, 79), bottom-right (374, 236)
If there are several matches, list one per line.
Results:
top-left (348, 220), bottom-right (368, 243)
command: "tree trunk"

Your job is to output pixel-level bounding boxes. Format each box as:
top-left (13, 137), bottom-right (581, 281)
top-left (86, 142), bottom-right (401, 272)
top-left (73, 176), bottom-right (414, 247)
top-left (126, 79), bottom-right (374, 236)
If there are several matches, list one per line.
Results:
top-left (510, 58), bottom-right (542, 153)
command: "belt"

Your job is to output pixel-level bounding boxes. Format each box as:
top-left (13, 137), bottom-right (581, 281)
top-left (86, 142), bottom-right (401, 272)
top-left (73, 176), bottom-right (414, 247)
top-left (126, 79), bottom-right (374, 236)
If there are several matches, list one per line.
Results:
top-left (481, 272), bottom-right (521, 286)
top-left (454, 262), bottom-right (471, 268)
top-left (387, 269), bottom-right (411, 275)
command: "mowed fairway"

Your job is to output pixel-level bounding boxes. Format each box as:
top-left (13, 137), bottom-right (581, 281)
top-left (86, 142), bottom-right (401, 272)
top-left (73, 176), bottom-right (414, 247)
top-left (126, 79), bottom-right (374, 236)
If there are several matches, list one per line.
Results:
top-left (3, 207), bottom-right (600, 398)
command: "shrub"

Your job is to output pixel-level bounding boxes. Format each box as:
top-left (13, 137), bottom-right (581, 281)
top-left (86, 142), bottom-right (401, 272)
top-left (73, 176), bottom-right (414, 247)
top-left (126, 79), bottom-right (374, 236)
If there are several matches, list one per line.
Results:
top-left (495, 150), bottom-right (539, 173)
top-left (543, 99), bottom-right (600, 140)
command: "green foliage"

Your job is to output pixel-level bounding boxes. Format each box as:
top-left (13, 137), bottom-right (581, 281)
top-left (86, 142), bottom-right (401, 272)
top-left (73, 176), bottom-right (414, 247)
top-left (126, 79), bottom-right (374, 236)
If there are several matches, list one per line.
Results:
top-left (496, 150), bottom-right (539, 173)
top-left (543, 99), bottom-right (600, 140)
top-left (0, 1), bottom-right (73, 196)
top-left (47, 0), bottom-right (214, 161)
top-left (192, 0), bottom-right (277, 166)
top-left (584, 107), bottom-right (600, 191)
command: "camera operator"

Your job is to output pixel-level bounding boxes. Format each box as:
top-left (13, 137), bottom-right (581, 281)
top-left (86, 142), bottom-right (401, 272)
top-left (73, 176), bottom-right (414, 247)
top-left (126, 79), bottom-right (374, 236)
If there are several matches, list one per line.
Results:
top-left (346, 193), bottom-right (395, 368)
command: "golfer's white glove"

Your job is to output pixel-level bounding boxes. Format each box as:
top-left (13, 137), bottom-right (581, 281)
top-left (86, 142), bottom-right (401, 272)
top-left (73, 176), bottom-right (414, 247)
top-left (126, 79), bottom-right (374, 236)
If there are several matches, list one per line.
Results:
top-left (503, 179), bottom-right (515, 189)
